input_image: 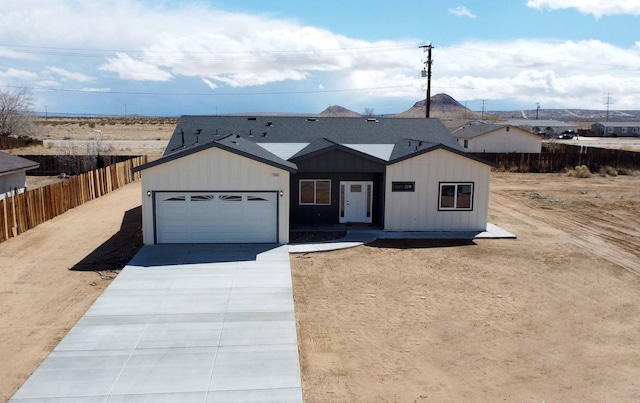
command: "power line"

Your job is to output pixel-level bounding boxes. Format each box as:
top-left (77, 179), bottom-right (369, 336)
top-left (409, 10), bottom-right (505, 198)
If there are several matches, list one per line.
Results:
top-left (0, 42), bottom-right (419, 62)
top-left (2, 83), bottom-right (417, 97)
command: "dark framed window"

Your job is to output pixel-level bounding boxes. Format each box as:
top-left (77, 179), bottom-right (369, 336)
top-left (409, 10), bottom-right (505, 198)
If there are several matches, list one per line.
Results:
top-left (463, 139), bottom-right (469, 149)
top-left (439, 182), bottom-right (474, 211)
top-left (299, 179), bottom-right (331, 205)
top-left (392, 182), bottom-right (415, 192)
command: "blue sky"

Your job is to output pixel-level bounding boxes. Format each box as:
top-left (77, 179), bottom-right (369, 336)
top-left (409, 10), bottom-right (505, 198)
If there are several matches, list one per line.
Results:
top-left (1, 0), bottom-right (640, 116)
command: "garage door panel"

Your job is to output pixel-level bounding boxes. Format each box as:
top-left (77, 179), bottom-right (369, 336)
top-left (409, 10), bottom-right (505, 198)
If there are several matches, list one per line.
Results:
top-left (155, 192), bottom-right (277, 243)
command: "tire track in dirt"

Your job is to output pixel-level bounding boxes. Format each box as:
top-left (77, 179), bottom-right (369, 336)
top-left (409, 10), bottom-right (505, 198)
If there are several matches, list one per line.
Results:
top-left (491, 192), bottom-right (640, 277)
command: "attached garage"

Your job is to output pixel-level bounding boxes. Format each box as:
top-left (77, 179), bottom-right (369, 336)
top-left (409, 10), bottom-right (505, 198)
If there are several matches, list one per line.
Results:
top-left (133, 138), bottom-right (295, 245)
top-left (155, 191), bottom-right (278, 243)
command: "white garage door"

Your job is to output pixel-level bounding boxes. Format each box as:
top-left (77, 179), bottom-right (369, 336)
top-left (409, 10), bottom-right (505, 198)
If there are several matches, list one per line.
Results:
top-left (155, 191), bottom-right (277, 243)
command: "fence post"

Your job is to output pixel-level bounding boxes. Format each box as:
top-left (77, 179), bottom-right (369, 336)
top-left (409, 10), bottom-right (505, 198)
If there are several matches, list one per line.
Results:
top-left (11, 191), bottom-right (17, 237)
top-left (2, 197), bottom-right (8, 241)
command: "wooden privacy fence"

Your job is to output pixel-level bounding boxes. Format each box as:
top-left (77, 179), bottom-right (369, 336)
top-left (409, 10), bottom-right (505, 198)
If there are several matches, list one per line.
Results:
top-left (472, 144), bottom-right (640, 173)
top-left (0, 136), bottom-right (42, 149)
top-left (21, 154), bottom-right (137, 175)
top-left (0, 155), bottom-right (147, 243)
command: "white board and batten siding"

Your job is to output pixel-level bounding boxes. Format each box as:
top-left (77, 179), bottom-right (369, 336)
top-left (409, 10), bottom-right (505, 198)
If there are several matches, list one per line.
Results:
top-left (384, 149), bottom-right (490, 232)
top-left (140, 147), bottom-right (290, 244)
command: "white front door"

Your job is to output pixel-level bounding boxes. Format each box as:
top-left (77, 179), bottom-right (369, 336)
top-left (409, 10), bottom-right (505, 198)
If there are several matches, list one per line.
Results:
top-left (339, 181), bottom-right (373, 223)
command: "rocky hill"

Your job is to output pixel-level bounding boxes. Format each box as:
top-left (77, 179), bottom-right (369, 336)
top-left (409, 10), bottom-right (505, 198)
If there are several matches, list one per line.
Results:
top-left (318, 105), bottom-right (361, 117)
top-left (390, 93), bottom-right (482, 128)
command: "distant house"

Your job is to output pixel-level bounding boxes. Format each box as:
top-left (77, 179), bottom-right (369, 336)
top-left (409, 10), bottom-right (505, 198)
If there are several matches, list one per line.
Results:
top-left (133, 116), bottom-right (496, 244)
top-left (0, 152), bottom-right (39, 200)
top-left (501, 119), bottom-right (578, 138)
top-left (591, 122), bottom-right (640, 137)
top-left (452, 123), bottom-right (542, 153)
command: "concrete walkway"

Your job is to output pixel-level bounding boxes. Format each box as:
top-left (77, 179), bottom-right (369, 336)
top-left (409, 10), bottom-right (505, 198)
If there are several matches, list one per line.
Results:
top-left (288, 223), bottom-right (516, 253)
top-left (10, 244), bottom-right (302, 403)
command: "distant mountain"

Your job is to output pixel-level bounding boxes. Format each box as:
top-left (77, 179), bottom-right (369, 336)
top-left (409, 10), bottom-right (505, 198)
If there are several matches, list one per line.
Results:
top-left (390, 93), bottom-right (481, 128)
top-left (318, 105), bottom-right (361, 117)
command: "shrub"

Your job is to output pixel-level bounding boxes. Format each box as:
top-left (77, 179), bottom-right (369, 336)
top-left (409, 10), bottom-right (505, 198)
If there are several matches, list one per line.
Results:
top-left (599, 165), bottom-right (617, 177)
top-left (570, 165), bottom-right (592, 178)
top-left (618, 168), bottom-right (640, 176)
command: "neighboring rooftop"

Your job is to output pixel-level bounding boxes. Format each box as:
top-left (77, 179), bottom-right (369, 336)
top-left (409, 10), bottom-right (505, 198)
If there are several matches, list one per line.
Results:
top-left (0, 152), bottom-right (39, 175)
top-left (451, 123), bottom-right (511, 139)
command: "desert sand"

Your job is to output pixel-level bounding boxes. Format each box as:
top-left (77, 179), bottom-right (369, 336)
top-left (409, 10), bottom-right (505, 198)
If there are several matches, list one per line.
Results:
top-left (1, 120), bottom-right (639, 402)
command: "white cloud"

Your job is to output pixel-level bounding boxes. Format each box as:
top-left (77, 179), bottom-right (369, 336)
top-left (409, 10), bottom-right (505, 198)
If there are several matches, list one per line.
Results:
top-left (100, 53), bottom-right (173, 81)
top-left (79, 88), bottom-right (112, 92)
top-left (202, 78), bottom-right (218, 90)
top-left (527, 0), bottom-right (640, 18)
top-left (0, 68), bottom-right (39, 81)
top-left (43, 67), bottom-right (93, 82)
top-left (433, 39), bottom-right (640, 109)
top-left (449, 6), bottom-right (477, 18)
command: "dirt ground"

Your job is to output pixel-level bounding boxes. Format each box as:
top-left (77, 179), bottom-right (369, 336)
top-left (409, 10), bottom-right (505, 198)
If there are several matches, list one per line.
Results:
top-left (2, 118), bottom-right (640, 402)
top-left (292, 172), bottom-right (640, 402)
top-left (0, 182), bottom-right (143, 402)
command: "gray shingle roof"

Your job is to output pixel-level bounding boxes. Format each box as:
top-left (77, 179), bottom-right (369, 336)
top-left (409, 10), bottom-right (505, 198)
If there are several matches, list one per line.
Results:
top-left (164, 116), bottom-right (461, 151)
top-left (0, 151), bottom-right (39, 175)
top-left (134, 115), bottom-right (495, 172)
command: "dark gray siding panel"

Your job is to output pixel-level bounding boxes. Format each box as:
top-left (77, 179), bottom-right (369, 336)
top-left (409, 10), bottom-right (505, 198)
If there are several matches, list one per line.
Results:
top-left (290, 172), bottom-right (384, 226)
top-left (294, 149), bottom-right (385, 173)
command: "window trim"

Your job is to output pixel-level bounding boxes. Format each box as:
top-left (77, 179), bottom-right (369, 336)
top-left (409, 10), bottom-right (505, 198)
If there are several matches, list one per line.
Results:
top-left (438, 182), bottom-right (474, 211)
top-left (299, 179), bottom-right (331, 205)
top-left (392, 181), bottom-right (415, 192)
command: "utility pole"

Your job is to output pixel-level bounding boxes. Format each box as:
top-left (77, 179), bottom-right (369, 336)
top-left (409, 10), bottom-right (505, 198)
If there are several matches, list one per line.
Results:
top-left (481, 100), bottom-right (486, 119)
top-left (536, 103), bottom-right (540, 120)
top-left (419, 44), bottom-right (434, 118)
top-left (605, 93), bottom-right (611, 122)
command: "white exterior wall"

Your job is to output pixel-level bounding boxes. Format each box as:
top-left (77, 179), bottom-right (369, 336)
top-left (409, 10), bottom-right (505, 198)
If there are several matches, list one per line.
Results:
top-left (0, 171), bottom-right (27, 200)
top-left (460, 128), bottom-right (542, 153)
top-left (140, 147), bottom-right (291, 244)
top-left (384, 149), bottom-right (490, 232)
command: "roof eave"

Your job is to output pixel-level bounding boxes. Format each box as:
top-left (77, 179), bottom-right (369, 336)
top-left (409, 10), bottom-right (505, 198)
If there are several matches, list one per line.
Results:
top-left (132, 141), bottom-right (297, 174)
top-left (389, 144), bottom-right (498, 168)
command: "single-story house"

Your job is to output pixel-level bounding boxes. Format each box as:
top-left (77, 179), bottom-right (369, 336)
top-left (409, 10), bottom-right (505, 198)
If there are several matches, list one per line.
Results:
top-left (0, 151), bottom-right (39, 200)
top-left (502, 119), bottom-right (579, 138)
top-left (591, 122), bottom-right (640, 137)
top-left (452, 123), bottom-right (542, 153)
top-left (133, 116), bottom-right (496, 244)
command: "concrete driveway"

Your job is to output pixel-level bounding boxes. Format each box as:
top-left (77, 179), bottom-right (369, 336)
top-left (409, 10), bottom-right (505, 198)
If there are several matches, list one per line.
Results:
top-left (10, 244), bottom-right (303, 402)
